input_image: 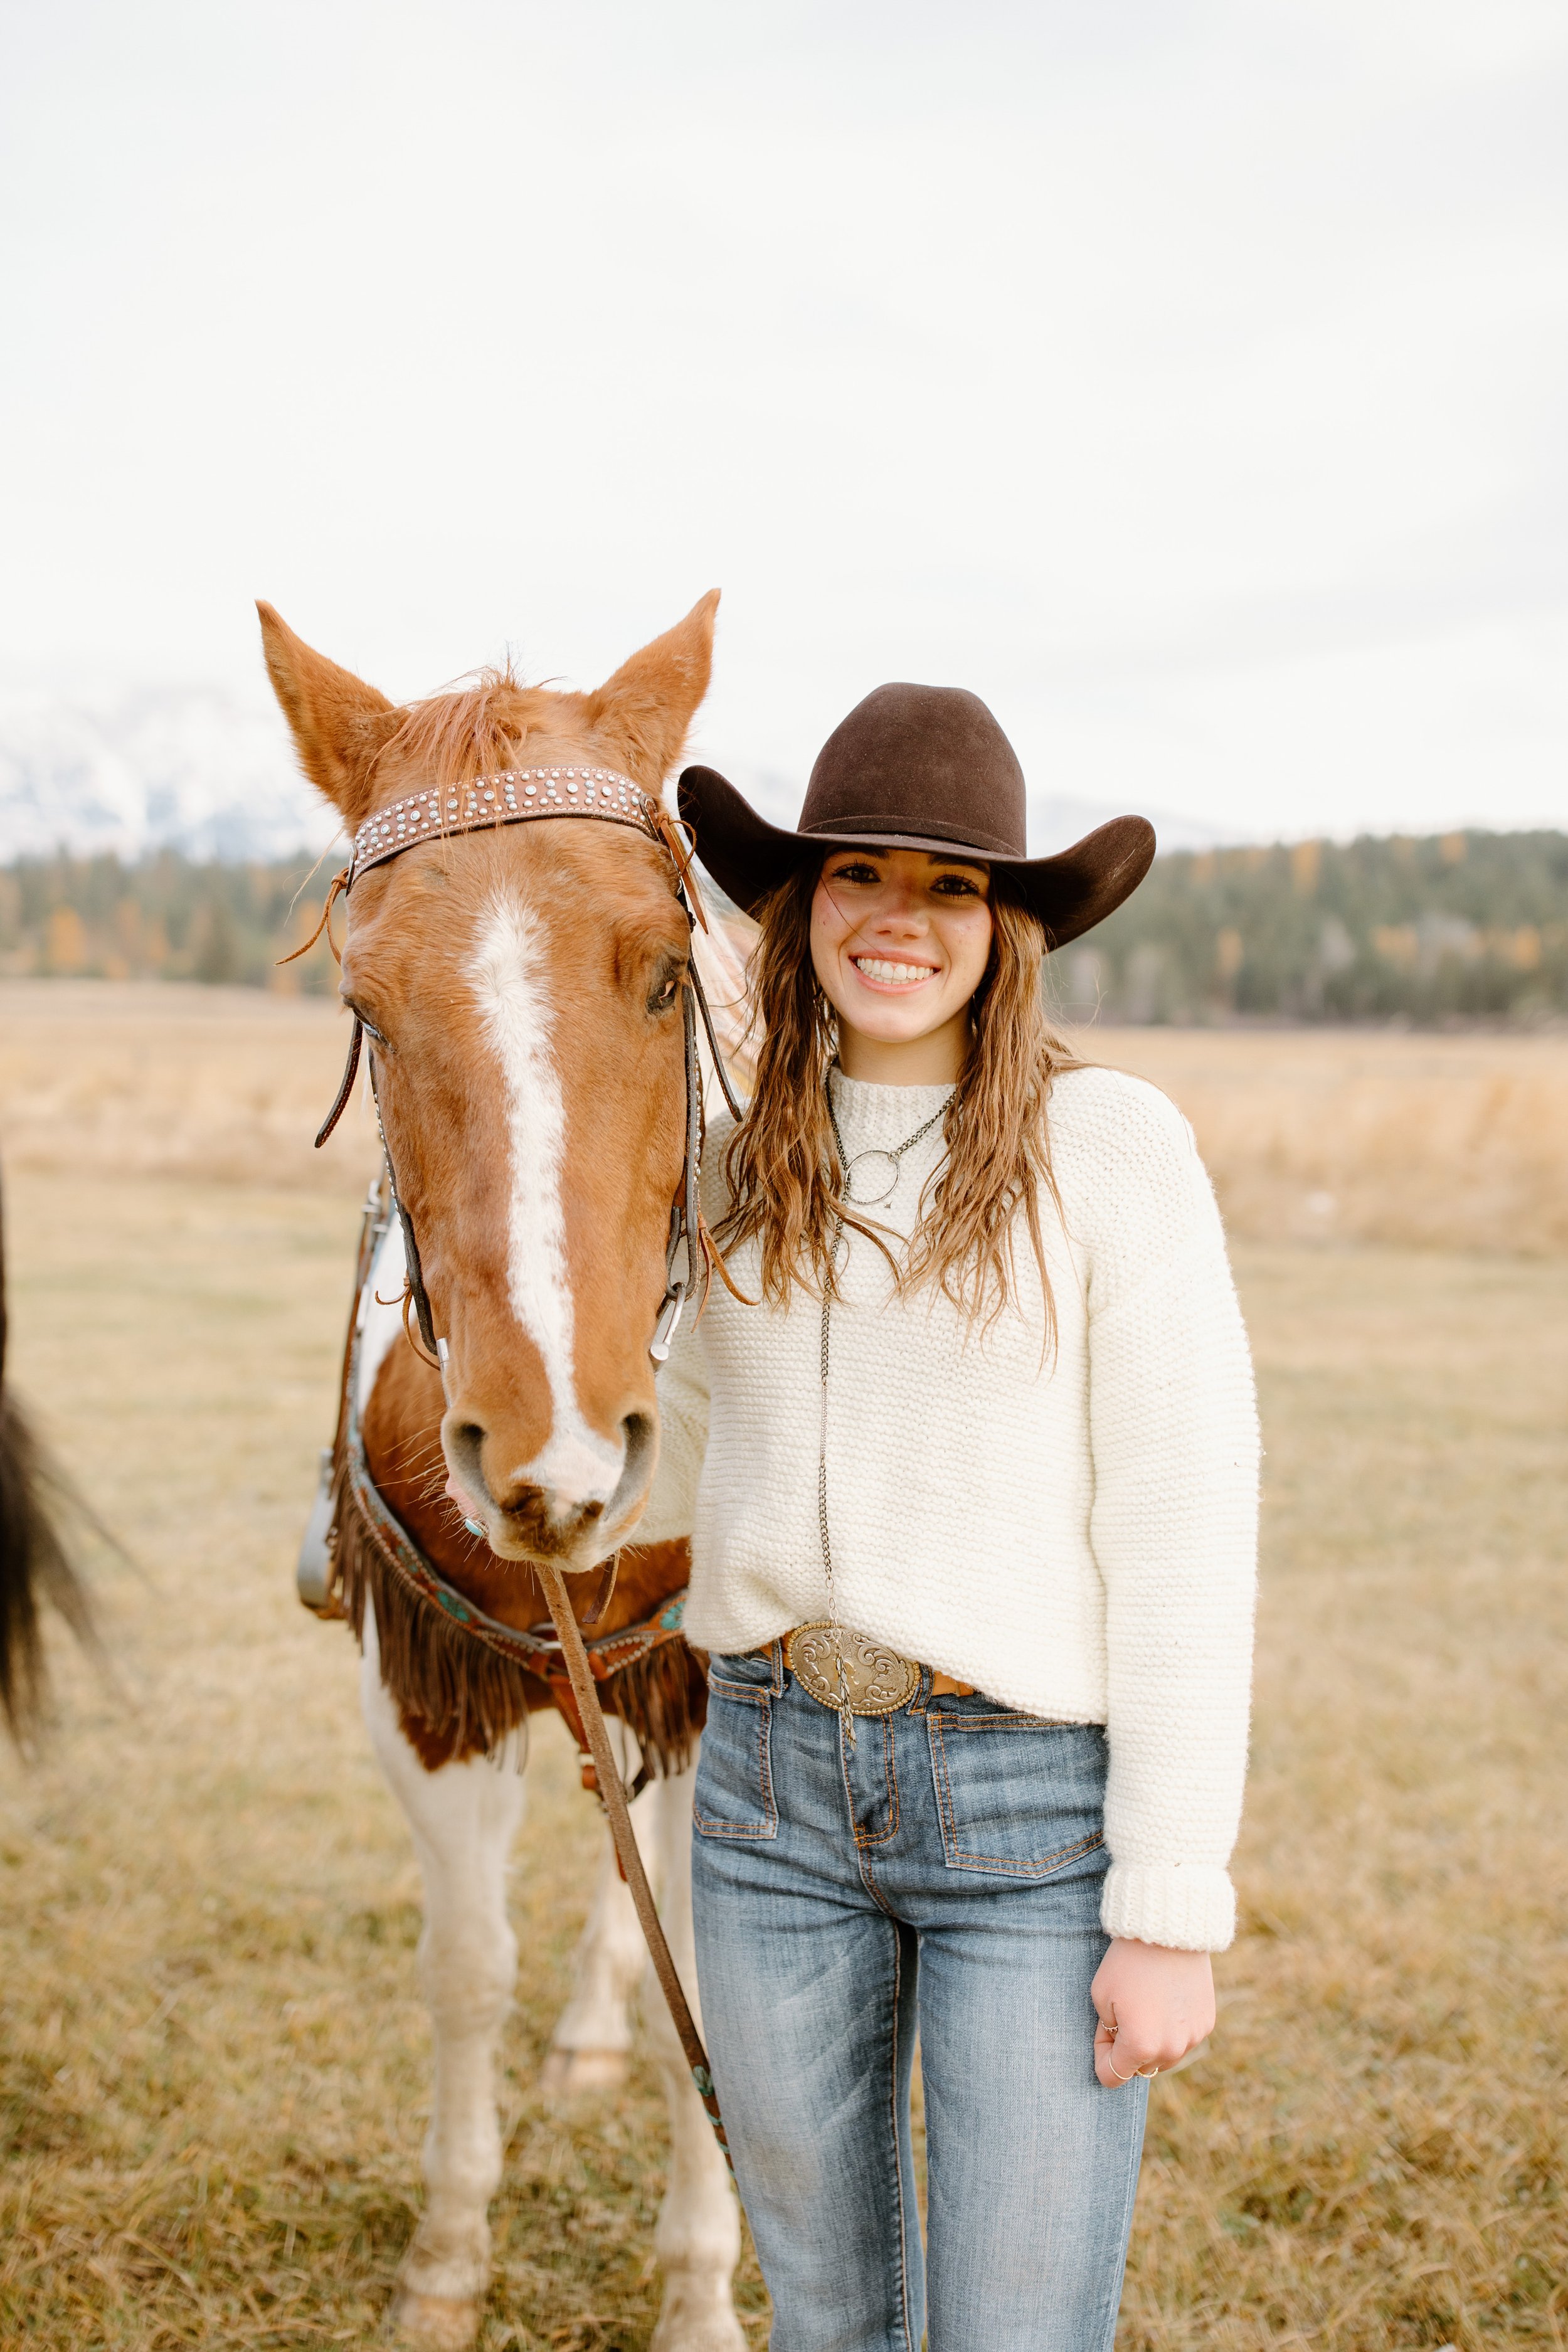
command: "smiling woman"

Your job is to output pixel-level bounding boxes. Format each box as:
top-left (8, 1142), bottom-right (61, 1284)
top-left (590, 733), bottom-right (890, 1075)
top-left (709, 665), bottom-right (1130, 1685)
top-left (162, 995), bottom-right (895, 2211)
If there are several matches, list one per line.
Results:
top-left (645, 682), bottom-right (1259, 2351)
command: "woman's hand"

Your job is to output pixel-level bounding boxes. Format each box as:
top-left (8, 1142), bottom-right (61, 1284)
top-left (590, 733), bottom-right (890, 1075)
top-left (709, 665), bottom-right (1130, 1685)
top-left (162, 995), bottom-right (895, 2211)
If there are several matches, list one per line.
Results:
top-left (1091, 1937), bottom-right (1215, 2087)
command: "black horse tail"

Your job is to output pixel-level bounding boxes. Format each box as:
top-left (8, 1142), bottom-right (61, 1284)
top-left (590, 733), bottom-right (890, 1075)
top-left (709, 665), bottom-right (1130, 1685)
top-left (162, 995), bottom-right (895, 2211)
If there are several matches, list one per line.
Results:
top-left (0, 1168), bottom-right (93, 1745)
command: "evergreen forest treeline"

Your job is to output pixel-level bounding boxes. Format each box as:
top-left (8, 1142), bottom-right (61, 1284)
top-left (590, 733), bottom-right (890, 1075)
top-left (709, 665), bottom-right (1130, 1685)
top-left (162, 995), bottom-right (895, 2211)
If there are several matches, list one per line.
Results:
top-left (2, 829), bottom-right (1565, 1023)
top-left (0, 849), bottom-right (342, 993)
top-left (1055, 828), bottom-right (1566, 1024)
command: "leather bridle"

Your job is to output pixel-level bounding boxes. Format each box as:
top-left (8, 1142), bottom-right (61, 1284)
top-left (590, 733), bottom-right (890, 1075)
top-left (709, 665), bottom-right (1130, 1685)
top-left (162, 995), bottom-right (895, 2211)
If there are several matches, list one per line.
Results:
top-left (312, 761), bottom-right (746, 1369)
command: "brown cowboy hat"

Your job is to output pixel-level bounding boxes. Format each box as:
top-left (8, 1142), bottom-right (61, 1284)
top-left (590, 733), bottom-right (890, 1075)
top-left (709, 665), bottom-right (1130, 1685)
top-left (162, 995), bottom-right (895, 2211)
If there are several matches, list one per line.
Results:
top-left (679, 682), bottom-right (1155, 947)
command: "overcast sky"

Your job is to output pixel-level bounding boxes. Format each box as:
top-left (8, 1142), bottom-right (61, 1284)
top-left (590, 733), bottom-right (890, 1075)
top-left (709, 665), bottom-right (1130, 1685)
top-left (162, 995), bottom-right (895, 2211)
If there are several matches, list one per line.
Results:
top-left (3, 0), bottom-right (1565, 845)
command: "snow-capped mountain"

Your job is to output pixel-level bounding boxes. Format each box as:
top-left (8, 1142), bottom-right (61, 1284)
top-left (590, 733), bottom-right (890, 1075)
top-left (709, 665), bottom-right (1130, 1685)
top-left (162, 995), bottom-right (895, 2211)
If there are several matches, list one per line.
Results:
top-left (0, 683), bottom-right (343, 862)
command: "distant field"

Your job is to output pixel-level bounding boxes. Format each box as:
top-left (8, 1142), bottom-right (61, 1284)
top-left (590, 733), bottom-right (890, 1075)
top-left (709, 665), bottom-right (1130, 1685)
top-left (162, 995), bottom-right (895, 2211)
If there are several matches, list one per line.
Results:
top-left (1088, 1025), bottom-right (1568, 1255)
top-left (4, 978), bottom-right (1567, 1254)
top-left (0, 980), bottom-right (382, 1193)
top-left (0, 985), bottom-right (1565, 2348)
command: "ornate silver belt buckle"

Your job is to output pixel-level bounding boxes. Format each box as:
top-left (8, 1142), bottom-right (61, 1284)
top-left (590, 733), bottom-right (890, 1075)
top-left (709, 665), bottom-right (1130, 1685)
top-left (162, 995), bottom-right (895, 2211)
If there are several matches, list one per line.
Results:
top-left (784, 1624), bottom-right (921, 1716)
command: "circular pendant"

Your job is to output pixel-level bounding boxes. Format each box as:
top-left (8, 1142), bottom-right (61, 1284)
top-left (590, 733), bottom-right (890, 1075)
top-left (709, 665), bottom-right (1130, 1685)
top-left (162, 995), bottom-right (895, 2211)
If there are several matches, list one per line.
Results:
top-left (842, 1148), bottom-right (901, 1205)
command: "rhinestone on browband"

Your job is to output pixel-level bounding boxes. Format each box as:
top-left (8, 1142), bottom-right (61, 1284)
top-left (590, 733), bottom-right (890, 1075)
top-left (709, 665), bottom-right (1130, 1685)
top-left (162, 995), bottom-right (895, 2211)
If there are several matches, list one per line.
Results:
top-left (348, 766), bottom-right (658, 882)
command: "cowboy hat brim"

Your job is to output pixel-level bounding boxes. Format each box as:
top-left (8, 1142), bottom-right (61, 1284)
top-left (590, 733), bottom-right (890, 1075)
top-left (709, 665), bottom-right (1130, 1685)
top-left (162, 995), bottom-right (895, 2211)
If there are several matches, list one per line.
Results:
top-left (677, 764), bottom-right (1155, 950)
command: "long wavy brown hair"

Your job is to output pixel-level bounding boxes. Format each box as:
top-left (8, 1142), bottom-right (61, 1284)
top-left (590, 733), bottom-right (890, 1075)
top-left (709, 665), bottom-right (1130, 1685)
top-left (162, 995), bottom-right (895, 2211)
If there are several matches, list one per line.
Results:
top-left (718, 859), bottom-right (1083, 1330)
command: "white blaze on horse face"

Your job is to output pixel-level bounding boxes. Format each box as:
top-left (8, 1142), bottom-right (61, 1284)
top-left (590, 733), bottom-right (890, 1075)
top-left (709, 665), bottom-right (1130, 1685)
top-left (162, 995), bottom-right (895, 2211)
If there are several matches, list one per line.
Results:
top-left (469, 894), bottom-right (623, 1510)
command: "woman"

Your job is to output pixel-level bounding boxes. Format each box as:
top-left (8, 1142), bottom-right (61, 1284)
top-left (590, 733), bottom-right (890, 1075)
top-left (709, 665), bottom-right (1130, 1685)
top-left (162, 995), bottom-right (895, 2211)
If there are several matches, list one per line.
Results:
top-left (643, 682), bottom-right (1258, 2351)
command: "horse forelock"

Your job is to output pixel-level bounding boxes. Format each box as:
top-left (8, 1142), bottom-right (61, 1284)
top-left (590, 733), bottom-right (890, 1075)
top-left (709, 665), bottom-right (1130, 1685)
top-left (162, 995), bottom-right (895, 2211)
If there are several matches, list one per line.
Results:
top-left (376, 671), bottom-right (587, 797)
top-left (366, 667), bottom-right (670, 818)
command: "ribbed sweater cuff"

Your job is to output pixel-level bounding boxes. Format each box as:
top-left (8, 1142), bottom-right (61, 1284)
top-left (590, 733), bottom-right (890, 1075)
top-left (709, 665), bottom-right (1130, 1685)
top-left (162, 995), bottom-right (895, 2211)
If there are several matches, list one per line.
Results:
top-left (1101, 1863), bottom-right (1236, 1952)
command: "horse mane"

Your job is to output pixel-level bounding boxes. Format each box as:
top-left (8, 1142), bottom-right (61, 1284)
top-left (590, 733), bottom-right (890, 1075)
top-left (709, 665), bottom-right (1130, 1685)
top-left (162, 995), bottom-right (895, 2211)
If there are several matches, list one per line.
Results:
top-left (378, 667), bottom-right (582, 793)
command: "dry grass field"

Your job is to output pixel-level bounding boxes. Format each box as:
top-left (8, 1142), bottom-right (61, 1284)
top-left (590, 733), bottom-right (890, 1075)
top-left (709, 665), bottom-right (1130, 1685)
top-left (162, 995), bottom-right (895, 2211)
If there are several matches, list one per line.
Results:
top-left (1089, 1025), bottom-right (1568, 1256)
top-left (1, 980), bottom-right (1565, 2349)
top-left (4, 978), bottom-right (1565, 1253)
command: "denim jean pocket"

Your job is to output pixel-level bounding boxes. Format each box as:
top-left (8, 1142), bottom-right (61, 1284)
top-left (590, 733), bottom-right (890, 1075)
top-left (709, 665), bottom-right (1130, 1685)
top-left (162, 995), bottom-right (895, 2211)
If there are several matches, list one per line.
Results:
top-left (928, 1712), bottom-right (1106, 1880)
top-left (704, 1646), bottom-right (778, 1692)
top-left (693, 1665), bottom-right (778, 1840)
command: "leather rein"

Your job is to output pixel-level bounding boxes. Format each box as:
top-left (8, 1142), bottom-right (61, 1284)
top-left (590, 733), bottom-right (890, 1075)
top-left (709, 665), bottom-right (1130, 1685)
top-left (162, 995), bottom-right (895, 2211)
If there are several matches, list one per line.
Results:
top-left (309, 758), bottom-right (740, 2168)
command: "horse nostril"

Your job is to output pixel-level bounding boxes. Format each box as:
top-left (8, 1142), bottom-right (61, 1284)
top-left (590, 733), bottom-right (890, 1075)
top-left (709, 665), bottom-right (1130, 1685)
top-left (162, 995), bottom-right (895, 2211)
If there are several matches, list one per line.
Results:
top-left (446, 1422), bottom-right (491, 1512)
top-left (581, 1500), bottom-right (604, 1522)
top-left (622, 1412), bottom-right (653, 1461)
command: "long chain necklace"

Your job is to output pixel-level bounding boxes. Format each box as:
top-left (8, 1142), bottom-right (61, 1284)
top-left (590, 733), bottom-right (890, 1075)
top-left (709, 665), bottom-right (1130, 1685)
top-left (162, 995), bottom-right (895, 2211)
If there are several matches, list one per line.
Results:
top-left (815, 1078), bottom-right (953, 1745)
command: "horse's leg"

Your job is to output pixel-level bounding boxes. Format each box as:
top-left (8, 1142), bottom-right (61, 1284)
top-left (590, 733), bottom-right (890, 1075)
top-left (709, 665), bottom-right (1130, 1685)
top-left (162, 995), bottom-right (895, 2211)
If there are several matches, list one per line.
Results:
top-left (542, 1716), bottom-right (649, 2096)
top-left (644, 1744), bottom-right (745, 2352)
top-left (360, 1603), bottom-right (525, 2351)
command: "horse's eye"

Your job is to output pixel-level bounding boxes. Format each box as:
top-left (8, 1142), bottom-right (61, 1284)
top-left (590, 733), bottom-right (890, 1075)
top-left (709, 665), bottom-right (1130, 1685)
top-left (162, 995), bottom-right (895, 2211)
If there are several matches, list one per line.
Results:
top-left (343, 997), bottom-right (388, 1047)
top-left (647, 967), bottom-right (682, 1016)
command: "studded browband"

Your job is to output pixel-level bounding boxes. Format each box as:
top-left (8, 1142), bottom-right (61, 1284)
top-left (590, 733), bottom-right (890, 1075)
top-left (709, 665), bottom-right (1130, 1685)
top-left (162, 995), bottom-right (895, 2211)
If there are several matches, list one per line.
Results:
top-left (349, 765), bottom-right (658, 883)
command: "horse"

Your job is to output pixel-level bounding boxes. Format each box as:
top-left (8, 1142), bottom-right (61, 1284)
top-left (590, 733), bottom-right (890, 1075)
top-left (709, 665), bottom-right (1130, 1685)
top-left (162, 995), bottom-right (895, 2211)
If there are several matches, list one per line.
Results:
top-left (260, 593), bottom-right (750, 2352)
top-left (0, 1166), bottom-right (93, 1750)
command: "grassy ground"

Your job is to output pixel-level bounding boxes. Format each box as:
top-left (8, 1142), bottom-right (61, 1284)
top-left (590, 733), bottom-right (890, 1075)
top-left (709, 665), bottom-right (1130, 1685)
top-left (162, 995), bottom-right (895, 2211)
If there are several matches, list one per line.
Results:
top-left (0, 1169), bottom-right (769, 2349)
top-left (1, 990), bottom-right (1565, 2346)
top-left (1127, 1244), bottom-right (1568, 2349)
top-left (1073, 1024), bottom-right (1568, 1255)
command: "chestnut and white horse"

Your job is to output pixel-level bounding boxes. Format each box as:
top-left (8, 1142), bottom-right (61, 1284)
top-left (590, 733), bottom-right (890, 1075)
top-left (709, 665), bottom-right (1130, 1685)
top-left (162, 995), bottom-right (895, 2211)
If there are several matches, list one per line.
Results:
top-left (262, 595), bottom-right (748, 2351)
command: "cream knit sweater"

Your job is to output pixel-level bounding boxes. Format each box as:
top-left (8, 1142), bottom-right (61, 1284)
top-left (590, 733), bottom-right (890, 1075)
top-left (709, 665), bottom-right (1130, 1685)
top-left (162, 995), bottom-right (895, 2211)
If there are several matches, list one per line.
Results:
top-left (641, 1062), bottom-right (1259, 1952)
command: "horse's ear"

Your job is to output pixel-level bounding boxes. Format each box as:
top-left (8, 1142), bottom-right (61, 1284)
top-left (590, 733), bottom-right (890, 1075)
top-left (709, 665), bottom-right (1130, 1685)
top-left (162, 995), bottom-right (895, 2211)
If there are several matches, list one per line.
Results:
top-left (583, 590), bottom-right (720, 787)
top-left (257, 603), bottom-right (403, 827)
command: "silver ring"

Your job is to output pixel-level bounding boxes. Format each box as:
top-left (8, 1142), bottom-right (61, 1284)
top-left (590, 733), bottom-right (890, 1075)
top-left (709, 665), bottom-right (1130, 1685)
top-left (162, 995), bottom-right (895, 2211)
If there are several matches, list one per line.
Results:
top-left (842, 1148), bottom-right (900, 1205)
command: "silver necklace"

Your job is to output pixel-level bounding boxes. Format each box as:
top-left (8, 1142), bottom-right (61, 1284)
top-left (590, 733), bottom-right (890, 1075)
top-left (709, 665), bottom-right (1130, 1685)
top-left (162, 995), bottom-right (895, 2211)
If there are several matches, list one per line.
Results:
top-left (815, 1079), bottom-right (953, 1744)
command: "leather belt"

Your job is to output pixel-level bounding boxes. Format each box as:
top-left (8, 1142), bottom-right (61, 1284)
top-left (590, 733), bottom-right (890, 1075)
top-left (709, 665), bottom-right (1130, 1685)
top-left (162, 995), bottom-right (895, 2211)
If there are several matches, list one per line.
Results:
top-left (749, 1626), bottom-right (975, 1713)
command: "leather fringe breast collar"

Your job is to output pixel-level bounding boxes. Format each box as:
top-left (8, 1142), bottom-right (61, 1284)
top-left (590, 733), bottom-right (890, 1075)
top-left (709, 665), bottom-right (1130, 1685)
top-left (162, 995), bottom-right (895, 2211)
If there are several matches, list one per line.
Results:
top-left (305, 1171), bottom-right (702, 1794)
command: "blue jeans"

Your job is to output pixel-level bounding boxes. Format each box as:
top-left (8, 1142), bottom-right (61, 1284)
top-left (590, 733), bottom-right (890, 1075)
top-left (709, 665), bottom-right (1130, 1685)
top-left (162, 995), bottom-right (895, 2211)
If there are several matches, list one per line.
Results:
top-left (691, 1645), bottom-right (1148, 2352)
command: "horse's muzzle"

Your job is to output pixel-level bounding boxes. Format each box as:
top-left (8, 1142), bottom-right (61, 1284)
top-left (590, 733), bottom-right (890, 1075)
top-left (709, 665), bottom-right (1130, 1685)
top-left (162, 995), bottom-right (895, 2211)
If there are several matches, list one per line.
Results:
top-left (444, 1410), bottom-right (656, 1567)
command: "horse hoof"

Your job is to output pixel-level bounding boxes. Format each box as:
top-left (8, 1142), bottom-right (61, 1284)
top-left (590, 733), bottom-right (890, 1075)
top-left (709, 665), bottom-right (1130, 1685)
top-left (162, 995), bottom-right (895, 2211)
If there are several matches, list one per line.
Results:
top-left (390, 2288), bottom-right (483, 2349)
top-left (540, 2045), bottom-right (628, 2097)
top-left (649, 2284), bottom-right (748, 2352)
